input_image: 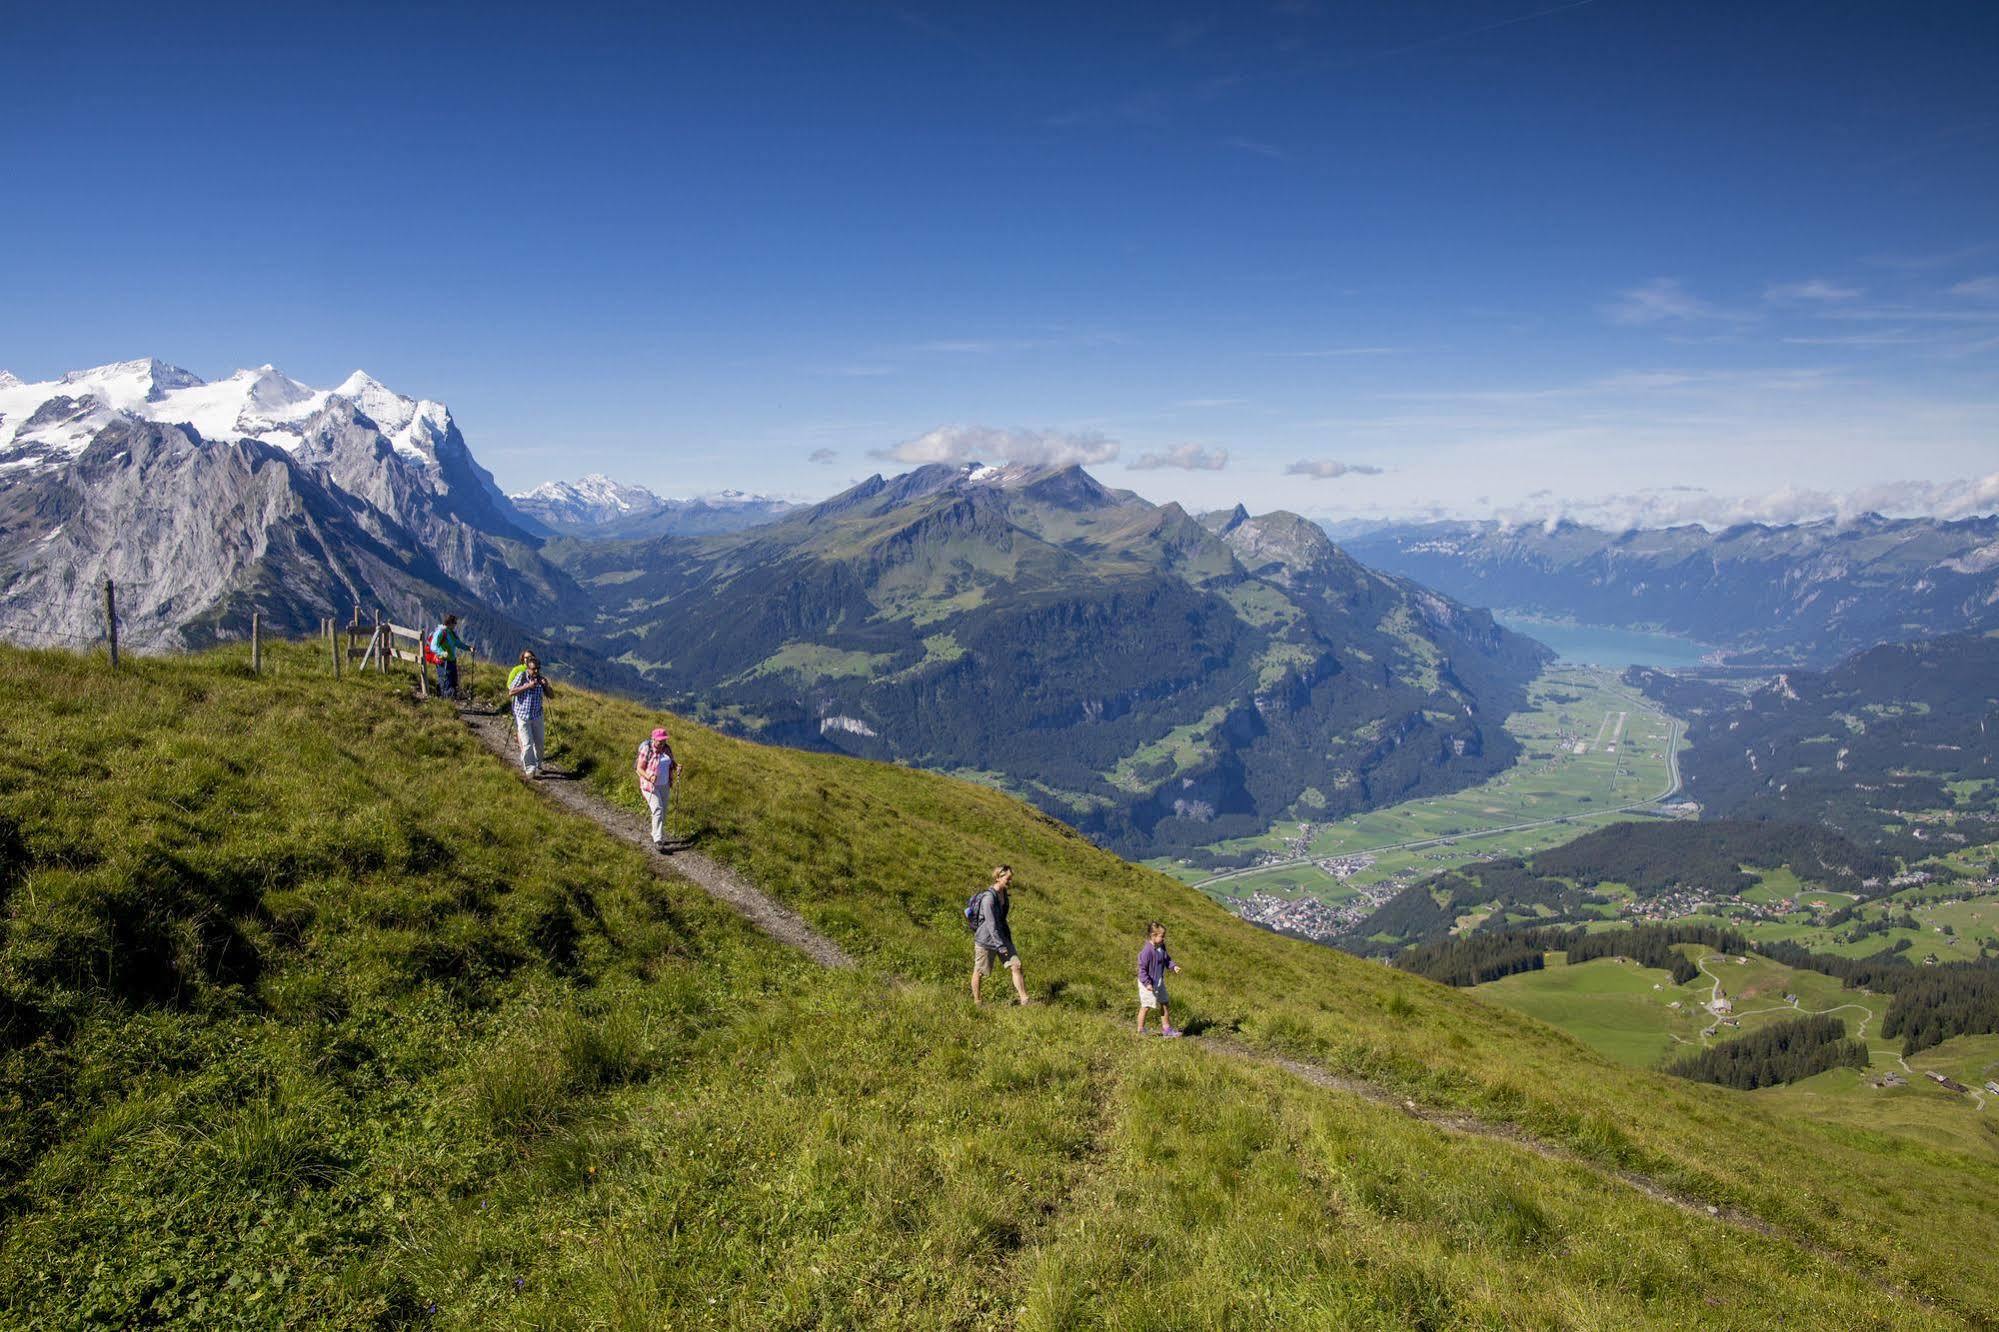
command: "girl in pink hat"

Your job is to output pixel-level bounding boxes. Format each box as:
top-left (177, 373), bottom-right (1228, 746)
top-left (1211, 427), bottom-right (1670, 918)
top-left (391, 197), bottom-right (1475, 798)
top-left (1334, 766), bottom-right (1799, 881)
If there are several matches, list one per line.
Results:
top-left (636, 727), bottom-right (679, 851)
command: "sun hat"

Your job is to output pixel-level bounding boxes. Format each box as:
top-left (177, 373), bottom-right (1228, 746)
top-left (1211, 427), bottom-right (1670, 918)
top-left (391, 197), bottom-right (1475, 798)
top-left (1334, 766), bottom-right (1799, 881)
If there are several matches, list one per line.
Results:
top-left (651, 727), bottom-right (669, 742)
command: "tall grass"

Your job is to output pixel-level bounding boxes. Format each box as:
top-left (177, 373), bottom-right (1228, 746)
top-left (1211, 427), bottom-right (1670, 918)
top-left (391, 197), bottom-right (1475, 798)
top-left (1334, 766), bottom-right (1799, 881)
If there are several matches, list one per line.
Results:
top-left (0, 642), bottom-right (1989, 1327)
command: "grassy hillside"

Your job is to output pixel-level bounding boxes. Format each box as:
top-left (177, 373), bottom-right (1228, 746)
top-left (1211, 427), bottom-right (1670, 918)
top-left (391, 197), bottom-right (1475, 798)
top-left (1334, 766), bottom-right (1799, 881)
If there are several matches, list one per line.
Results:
top-left (4, 644), bottom-right (1999, 1327)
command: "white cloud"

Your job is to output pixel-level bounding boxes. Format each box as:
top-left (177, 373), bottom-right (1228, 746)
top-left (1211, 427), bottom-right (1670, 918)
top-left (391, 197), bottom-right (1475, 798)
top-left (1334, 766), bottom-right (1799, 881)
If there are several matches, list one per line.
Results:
top-left (1603, 277), bottom-right (1748, 325)
top-left (808, 447), bottom-right (838, 464)
top-left (1219, 136), bottom-right (1286, 159)
top-left (1129, 443), bottom-right (1229, 471)
top-left (1765, 278), bottom-right (1862, 304)
top-left (872, 424), bottom-right (1121, 467)
top-left (1272, 346), bottom-right (1400, 358)
top-left (1951, 275), bottom-right (1999, 300)
top-left (1492, 470), bottom-right (1999, 532)
top-left (1285, 458), bottom-right (1384, 479)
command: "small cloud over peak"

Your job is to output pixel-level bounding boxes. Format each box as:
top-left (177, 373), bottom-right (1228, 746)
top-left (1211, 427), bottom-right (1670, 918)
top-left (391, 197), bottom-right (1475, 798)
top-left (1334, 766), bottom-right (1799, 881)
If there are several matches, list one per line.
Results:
top-left (808, 447), bottom-right (838, 464)
top-left (1285, 458), bottom-right (1383, 479)
top-left (1765, 278), bottom-right (1862, 304)
top-left (1129, 443), bottom-right (1229, 471)
top-left (872, 425), bottom-right (1120, 467)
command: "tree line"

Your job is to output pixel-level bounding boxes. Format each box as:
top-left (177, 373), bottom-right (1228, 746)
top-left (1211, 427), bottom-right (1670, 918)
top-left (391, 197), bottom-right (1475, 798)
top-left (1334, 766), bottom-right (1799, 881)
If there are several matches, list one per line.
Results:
top-left (1664, 1015), bottom-right (1869, 1090)
top-left (1340, 817), bottom-right (1896, 957)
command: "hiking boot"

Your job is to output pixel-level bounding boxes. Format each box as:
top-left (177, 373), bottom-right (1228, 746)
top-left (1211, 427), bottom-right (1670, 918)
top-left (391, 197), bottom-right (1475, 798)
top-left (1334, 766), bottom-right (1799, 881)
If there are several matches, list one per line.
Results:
top-left (1161, 1027), bottom-right (1185, 1039)
top-left (654, 839), bottom-right (668, 854)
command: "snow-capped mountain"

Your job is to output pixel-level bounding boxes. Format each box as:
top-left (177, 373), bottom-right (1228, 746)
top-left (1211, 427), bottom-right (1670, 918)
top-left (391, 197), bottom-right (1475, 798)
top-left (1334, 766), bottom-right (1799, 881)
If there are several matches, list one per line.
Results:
top-left (4, 360), bottom-right (419, 465)
top-left (513, 474), bottom-right (798, 538)
top-left (0, 359), bottom-right (585, 657)
top-left (514, 474), bottom-right (670, 529)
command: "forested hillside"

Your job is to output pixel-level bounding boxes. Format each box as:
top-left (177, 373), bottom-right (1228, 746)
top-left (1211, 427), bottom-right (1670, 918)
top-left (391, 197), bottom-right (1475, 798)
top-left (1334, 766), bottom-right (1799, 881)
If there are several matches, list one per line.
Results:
top-left (1632, 630), bottom-right (1999, 854)
top-left (1340, 818), bottom-right (1890, 954)
top-left (3, 644), bottom-right (1997, 1326)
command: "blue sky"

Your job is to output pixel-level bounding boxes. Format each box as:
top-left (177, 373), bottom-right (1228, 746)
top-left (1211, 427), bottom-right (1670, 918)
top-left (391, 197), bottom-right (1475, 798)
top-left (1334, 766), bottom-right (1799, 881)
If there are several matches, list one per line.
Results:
top-left (5, 1), bottom-right (1996, 524)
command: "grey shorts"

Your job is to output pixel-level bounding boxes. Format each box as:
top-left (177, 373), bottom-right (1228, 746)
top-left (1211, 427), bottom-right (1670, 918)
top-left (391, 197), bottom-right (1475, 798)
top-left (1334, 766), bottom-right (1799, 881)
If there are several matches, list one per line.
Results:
top-left (973, 943), bottom-right (1019, 976)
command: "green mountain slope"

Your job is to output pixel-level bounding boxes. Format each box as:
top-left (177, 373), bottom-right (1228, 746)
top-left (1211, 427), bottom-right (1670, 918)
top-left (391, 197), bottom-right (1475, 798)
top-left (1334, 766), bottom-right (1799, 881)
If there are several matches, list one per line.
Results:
top-left (556, 462), bottom-right (1548, 859)
top-left (1633, 629), bottom-right (1999, 856)
top-left (3, 644), bottom-right (1996, 1327)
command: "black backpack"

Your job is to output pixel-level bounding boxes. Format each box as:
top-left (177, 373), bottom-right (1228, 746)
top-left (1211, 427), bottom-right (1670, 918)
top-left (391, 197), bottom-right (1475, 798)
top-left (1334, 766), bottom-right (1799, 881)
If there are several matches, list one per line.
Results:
top-left (963, 890), bottom-right (986, 933)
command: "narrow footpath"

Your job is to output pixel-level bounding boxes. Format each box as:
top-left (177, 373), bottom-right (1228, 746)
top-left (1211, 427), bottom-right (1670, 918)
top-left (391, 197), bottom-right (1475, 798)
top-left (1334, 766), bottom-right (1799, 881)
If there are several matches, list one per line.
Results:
top-left (460, 709), bottom-right (855, 968)
top-left (455, 704), bottom-right (1932, 1313)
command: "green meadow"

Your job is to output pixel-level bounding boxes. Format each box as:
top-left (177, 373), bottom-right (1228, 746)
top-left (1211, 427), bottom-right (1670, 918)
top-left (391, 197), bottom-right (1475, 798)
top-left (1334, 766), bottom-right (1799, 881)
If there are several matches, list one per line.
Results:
top-left (1472, 948), bottom-right (1999, 1164)
top-left (3, 643), bottom-right (1997, 1327)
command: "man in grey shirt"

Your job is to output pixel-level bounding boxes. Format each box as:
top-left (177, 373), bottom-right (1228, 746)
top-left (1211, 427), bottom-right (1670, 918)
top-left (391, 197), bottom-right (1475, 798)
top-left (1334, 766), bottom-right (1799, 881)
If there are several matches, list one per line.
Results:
top-left (971, 865), bottom-right (1030, 1006)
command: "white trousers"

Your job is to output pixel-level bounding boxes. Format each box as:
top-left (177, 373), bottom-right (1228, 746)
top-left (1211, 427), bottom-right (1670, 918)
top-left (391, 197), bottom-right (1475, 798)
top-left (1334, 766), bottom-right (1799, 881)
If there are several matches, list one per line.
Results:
top-left (644, 785), bottom-right (670, 842)
top-left (515, 712), bottom-right (544, 773)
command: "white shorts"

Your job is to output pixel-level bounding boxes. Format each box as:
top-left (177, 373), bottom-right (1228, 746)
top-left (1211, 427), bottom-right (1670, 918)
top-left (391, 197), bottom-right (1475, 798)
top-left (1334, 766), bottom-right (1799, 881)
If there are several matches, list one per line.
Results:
top-left (1138, 982), bottom-right (1167, 1009)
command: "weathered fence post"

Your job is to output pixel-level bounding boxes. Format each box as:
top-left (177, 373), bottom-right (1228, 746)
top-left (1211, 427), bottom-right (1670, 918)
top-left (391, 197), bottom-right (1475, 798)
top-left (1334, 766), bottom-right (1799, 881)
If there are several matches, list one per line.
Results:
top-left (372, 610), bottom-right (383, 674)
top-left (332, 617), bottom-right (342, 678)
top-left (103, 579), bottom-right (119, 669)
top-left (251, 611), bottom-right (262, 675)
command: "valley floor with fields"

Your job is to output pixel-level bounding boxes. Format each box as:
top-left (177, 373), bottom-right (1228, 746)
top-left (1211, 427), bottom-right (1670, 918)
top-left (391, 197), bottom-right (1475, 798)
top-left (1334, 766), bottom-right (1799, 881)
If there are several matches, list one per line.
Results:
top-left (1152, 667), bottom-right (1685, 936)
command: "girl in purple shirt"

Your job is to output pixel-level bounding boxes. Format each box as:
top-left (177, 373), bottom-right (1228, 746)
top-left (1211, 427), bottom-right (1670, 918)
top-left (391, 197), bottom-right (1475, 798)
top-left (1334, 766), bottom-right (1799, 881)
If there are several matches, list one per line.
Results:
top-left (1136, 921), bottom-right (1183, 1038)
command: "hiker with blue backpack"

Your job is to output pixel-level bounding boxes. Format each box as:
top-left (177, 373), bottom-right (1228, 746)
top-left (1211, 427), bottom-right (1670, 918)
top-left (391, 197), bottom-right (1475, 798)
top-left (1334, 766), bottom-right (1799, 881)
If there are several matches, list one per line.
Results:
top-left (426, 614), bottom-right (469, 701)
top-left (966, 865), bottom-right (1030, 1006)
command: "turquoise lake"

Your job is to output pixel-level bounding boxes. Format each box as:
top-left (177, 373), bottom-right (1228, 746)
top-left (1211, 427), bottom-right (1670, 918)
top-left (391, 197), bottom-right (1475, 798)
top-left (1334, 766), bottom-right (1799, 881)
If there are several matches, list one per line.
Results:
top-left (1495, 615), bottom-right (1711, 669)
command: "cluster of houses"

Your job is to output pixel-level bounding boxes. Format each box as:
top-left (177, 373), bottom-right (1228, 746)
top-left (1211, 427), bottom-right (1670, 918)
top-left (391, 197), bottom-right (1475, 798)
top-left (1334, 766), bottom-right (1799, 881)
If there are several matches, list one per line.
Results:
top-left (1620, 889), bottom-right (1804, 925)
top-left (1233, 880), bottom-right (1403, 943)
top-left (1874, 1071), bottom-right (1999, 1098)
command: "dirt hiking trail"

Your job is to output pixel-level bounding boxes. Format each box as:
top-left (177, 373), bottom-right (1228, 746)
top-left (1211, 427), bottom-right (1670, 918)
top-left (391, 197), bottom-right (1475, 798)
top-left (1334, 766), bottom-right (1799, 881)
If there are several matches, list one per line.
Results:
top-left (460, 709), bottom-right (855, 968)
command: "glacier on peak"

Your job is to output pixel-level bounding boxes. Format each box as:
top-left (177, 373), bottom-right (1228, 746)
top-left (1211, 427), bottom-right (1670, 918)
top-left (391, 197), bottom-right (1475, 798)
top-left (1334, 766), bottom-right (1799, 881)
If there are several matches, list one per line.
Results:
top-left (0, 359), bottom-right (456, 469)
top-left (512, 474), bottom-right (802, 537)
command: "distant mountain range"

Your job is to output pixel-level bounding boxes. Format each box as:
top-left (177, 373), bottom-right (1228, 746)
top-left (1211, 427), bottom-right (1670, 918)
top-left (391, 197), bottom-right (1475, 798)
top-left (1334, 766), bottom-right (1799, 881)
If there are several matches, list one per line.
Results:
top-left (554, 461), bottom-right (1550, 855)
top-left (1345, 516), bottom-right (1999, 666)
top-left (512, 474), bottom-right (798, 539)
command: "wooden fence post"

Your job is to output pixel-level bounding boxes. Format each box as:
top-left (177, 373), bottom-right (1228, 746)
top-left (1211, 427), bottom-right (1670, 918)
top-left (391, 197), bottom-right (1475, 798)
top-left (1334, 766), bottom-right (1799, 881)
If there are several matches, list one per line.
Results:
top-left (103, 579), bottom-right (119, 669)
top-left (332, 617), bottom-right (342, 678)
top-left (251, 611), bottom-right (261, 675)
top-left (373, 610), bottom-right (383, 673)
